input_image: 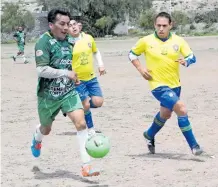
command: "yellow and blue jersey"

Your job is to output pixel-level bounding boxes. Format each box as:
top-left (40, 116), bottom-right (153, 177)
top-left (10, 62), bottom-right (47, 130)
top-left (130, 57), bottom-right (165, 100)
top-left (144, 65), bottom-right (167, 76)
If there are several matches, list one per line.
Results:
top-left (130, 32), bottom-right (194, 90)
top-left (72, 32), bottom-right (97, 81)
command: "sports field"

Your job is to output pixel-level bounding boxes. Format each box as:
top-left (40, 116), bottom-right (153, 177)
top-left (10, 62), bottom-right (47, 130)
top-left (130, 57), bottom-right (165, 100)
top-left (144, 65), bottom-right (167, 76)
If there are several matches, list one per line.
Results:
top-left (1, 36), bottom-right (218, 187)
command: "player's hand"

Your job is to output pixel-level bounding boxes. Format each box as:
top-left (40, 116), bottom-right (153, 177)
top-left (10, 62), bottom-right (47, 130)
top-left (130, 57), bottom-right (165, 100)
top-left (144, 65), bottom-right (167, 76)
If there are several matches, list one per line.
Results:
top-left (68, 71), bottom-right (81, 85)
top-left (98, 67), bottom-right (106, 76)
top-left (74, 79), bottom-right (81, 86)
top-left (176, 57), bottom-right (187, 66)
top-left (68, 71), bottom-right (79, 82)
top-left (138, 67), bottom-right (152, 80)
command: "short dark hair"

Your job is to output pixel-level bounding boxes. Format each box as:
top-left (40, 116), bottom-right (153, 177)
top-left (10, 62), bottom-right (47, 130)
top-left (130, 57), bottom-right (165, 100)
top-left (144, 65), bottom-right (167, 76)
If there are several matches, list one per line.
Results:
top-left (155, 12), bottom-right (172, 24)
top-left (48, 8), bottom-right (71, 23)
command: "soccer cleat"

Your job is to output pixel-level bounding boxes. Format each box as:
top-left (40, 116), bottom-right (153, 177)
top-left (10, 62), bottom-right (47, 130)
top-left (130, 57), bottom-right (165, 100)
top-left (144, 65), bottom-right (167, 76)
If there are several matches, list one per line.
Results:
top-left (147, 139), bottom-right (155, 154)
top-left (81, 164), bottom-right (100, 177)
top-left (143, 131), bottom-right (155, 154)
top-left (94, 129), bottom-right (102, 133)
top-left (192, 145), bottom-right (203, 156)
top-left (31, 137), bottom-right (42, 157)
top-left (12, 56), bottom-right (16, 62)
top-left (89, 128), bottom-right (102, 134)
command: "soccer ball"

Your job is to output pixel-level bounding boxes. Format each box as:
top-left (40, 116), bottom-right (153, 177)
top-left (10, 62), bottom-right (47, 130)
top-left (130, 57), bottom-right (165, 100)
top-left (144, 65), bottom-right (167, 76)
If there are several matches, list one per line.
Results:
top-left (85, 133), bottom-right (110, 158)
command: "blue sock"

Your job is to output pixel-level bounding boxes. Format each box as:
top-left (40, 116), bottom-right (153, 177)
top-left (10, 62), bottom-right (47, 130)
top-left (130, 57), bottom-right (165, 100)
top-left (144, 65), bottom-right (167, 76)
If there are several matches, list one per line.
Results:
top-left (89, 99), bottom-right (97, 108)
top-left (145, 112), bottom-right (167, 139)
top-left (85, 110), bottom-right (94, 129)
top-left (178, 115), bottom-right (198, 149)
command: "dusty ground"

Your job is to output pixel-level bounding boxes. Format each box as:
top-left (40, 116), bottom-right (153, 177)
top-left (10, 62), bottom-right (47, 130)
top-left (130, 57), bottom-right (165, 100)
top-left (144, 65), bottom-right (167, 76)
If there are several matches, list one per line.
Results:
top-left (1, 36), bottom-right (218, 187)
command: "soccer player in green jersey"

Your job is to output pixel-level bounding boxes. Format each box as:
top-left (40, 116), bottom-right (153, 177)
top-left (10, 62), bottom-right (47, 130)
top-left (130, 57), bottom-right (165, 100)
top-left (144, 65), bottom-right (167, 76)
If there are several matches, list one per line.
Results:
top-left (31, 8), bottom-right (100, 177)
top-left (13, 26), bottom-right (28, 63)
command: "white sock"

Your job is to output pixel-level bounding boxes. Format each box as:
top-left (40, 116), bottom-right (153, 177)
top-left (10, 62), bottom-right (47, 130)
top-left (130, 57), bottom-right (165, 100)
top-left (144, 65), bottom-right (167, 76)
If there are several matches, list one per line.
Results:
top-left (34, 124), bottom-right (43, 142)
top-left (77, 129), bottom-right (91, 165)
top-left (21, 55), bottom-right (26, 63)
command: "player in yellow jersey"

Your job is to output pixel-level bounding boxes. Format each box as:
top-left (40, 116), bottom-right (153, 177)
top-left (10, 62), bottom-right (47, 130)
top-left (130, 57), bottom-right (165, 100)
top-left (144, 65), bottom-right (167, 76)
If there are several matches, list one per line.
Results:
top-left (68, 19), bottom-right (106, 133)
top-left (128, 12), bottom-right (203, 156)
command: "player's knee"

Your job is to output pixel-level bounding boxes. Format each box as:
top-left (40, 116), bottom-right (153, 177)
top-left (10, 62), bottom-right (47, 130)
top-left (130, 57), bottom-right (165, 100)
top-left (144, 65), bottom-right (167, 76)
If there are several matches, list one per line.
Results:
top-left (83, 101), bottom-right (90, 111)
top-left (174, 102), bottom-right (187, 116)
top-left (161, 112), bottom-right (172, 120)
top-left (75, 119), bottom-right (86, 131)
top-left (40, 126), bottom-right (51, 135)
top-left (92, 98), bottom-right (104, 107)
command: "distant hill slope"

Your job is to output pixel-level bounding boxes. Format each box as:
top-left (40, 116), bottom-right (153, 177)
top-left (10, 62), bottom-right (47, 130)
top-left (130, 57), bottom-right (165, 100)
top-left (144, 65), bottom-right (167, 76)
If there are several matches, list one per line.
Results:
top-left (1, 0), bottom-right (218, 15)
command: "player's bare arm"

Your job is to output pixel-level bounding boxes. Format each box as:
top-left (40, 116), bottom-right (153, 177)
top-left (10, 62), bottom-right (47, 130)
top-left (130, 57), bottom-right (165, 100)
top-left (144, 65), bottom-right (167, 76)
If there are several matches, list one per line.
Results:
top-left (129, 51), bottom-right (152, 80)
top-left (132, 59), bottom-right (152, 80)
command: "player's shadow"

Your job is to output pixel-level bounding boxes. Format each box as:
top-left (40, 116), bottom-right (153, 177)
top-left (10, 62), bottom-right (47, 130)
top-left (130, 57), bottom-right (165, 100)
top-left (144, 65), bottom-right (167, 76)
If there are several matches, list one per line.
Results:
top-left (32, 167), bottom-right (99, 184)
top-left (56, 131), bottom-right (77, 136)
top-left (86, 185), bottom-right (109, 187)
top-left (128, 152), bottom-right (205, 162)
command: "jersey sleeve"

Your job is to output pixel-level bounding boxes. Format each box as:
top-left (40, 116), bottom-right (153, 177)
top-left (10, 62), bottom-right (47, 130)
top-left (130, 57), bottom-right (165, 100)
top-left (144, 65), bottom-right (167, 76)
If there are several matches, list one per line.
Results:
top-left (13, 32), bottom-right (18, 37)
top-left (131, 37), bottom-right (147, 56)
top-left (180, 38), bottom-right (193, 57)
top-left (35, 37), bottom-right (50, 67)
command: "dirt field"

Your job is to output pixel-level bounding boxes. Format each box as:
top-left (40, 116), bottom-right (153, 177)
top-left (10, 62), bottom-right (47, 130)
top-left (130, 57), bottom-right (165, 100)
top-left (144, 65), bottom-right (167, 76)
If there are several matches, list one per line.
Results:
top-left (1, 36), bottom-right (218, 187)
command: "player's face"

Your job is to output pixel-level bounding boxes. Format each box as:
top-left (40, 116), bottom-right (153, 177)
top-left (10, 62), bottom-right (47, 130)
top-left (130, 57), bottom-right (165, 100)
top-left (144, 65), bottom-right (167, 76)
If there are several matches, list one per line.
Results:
top-left (154, 17), bottom-right (172, 38)
top-left (18, 27), bottom-right (23, 32)
top-left (49, 14), bottom-right (70, 40)
top-left (68, 20), bottom-right (80, 37)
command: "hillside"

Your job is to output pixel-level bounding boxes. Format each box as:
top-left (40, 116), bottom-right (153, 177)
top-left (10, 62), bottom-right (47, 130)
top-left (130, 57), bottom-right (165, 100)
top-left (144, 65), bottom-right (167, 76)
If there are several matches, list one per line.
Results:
top-left (1, 0), bottom-right (218, 14)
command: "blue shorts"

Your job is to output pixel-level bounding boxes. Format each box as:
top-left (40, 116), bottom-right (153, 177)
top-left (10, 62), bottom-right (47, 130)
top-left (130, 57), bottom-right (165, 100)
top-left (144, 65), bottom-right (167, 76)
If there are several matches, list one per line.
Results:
top-left (152, 86), bottom-right (181, 111)
top-left (76, 77), bottom-right (103, 101)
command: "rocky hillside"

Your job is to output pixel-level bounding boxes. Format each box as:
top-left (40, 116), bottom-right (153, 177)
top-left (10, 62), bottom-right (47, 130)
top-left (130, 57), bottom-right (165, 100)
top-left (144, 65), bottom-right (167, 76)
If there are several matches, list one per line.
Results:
top-left (1, 0), bottom-right (218, 15)
top-left (153, 0), bottom-right (218, 15)
top-left (1, 0), bottom-right (218, 42)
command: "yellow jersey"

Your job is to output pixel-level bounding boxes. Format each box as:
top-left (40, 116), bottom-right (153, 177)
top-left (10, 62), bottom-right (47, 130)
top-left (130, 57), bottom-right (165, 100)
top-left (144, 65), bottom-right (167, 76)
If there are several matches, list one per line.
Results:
top-left (72, 33), bottom-right (97, 81)
top-left (131, 32), bottom-right (193, 90)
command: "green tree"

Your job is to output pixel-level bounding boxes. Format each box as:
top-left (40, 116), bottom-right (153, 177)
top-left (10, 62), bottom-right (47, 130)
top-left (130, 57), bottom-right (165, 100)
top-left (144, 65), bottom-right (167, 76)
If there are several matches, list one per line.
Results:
top-left (1, 2), bottom-right (35, 33)
top-left (171, 11), bottom-right (190, 28)
top-left (36, 0), bottom-right (153, 36)
top-left (95, 16), bottom-right (113, 35)
top-left (138, 9), bottom-right (155, 29)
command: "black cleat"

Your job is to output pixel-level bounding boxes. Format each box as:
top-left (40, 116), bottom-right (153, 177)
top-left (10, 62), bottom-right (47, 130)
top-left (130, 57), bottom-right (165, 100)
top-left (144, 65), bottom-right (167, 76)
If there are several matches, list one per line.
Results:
top-left (192, 145), bottom-right (203, 156)
top-left (143, 131), bottom-right (155, 154)
top-left (12, 56), bottom-right (16, 62)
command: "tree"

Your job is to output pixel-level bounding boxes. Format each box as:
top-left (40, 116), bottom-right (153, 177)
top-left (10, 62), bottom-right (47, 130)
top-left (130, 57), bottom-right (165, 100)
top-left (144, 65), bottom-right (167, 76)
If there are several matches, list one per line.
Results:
top-left (36, 0), bottom-right (153, 36)
top-left (171, 11), bottom-right (190, 28)
top-left (1, 2), bottom-right (35, 33)
top-left (95, 16), bottom-right (113, 35)
top-left (138, 9), bottom-right (155, 30)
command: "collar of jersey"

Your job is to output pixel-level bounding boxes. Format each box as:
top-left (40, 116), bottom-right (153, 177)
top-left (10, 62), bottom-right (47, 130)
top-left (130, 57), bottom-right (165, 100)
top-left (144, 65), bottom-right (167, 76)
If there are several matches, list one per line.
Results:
top-left (72, 32), bottom-right (84, 41)
top-left (154, 31), bottom-right (172, 42)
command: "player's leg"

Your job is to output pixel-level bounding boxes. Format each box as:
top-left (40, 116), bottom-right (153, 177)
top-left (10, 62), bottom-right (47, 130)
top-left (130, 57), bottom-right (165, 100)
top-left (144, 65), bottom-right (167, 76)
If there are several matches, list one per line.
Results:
top-left (19, 45), bottom-right (28, 63)
top-left (148, 86), bottom-right (202, 155)
top-left (12, 44), bottom-right (20, 61)
top-left (62, 93), bottom-right (99, 177)
top-left (144, 106), bottom-right (172, 154)
top-left (31, 97), bottom-right (61, 157)
top-left (86, 77), bottom-right (104, 133)
top-left (87, 77), bottom-right (104, 108)
top-left (13, 45), bottom-right (27, 63)
top-left (143, 86), bottom-right (179, 154)
top-left (173, 100), bottom-right (202, 155)
top-left (76, 81), bottom-right (95, 131)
